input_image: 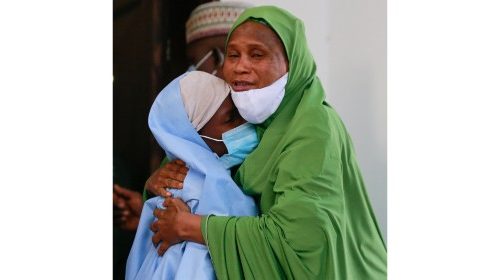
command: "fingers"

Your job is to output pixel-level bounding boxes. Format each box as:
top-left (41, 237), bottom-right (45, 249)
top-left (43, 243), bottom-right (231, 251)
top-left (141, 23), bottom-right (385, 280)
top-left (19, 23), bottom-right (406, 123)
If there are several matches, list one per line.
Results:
top-left (121, 209), bottom-right (130, 219)
top-left (165, 173), bottom-right (186, 187)
top-left (171, 159), bottom-right (187, 167)
top-left (150, 220), bottom-right (158, 232)
top-left (155, 188), bottom-right (173, 198)
top-left (151, 223), bottom-right (171, 256)
top-left (155, 175), bottom-right (183, 190)
top-left (164, 197), bottom-right (175, 207)
top-left (113, 184), bottom-right (135, 198)
top-left (161, 159), bottom-right (187, 173)
top-left (166, 160), bottom-right (188, 175)
top-left (153, 208), bottom-right (165, 219)
top-left (162, 197), bottom-right (173, 208)
top-left (145, 160), bottom-right (188, 196)
top-left (158, 187), bottom-right (170, 197)
top-left (152, 233), bottom-right (171, 256)
top-left (152, 232), bottom-right (161, 247)
top-left (145, 169), bottom-right (162, 196)
top-left (147, 182), bottom-right (170, 198)
top-left (146, 175), bottom-right (181, 196)
top-left (164, 198), bottom-right (190, 212)
top-left (160, 173), bottom-right (185, 189)
top-left (158, 242), bottom-right (169, 256)
top-left (113, 206), bottom-right (129, 219)
top-left (113, 194), bottom-right (126, 209)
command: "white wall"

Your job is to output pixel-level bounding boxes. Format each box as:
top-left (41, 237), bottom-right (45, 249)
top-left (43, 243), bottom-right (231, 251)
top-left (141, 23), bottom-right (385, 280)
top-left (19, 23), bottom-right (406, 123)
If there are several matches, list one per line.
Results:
top-left (223, 0), bottom-right (387, 241)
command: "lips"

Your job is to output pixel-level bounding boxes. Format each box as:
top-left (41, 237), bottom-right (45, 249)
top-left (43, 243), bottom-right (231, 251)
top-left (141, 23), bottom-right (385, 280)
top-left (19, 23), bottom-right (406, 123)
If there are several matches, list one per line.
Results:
top-left (231, 80), bottom-right (255, 92)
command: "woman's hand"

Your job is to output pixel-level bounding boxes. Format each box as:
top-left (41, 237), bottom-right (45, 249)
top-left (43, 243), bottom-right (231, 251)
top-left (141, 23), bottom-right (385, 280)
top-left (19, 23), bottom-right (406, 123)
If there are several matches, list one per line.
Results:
top-left (151, 198), bottom-right (191, 255)
top-left (145, 159), bottom-right (189, 197)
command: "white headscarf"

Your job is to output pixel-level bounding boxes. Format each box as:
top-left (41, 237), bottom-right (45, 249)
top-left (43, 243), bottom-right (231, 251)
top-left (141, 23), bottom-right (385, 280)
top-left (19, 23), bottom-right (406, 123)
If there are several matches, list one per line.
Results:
top-left (179, 71), bottom-right (230, 131)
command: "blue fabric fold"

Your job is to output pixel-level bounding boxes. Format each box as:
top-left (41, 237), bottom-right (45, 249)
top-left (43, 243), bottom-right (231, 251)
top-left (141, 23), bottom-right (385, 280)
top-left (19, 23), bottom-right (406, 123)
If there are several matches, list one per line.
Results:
top-left (126, 73), bottom-right (258, 280)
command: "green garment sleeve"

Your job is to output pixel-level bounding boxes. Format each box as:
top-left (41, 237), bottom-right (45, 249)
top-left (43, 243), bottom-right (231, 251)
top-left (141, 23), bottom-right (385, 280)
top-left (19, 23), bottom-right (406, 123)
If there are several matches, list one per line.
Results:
top-left (142, 156), bottom-right (170, 201)
top-left (200, 215), bottom-right (212, 249)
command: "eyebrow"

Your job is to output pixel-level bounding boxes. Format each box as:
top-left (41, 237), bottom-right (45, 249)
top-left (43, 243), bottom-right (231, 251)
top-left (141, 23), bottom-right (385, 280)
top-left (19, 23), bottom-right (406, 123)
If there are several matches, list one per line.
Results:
top-left (226, 42), bottom-right (269, 50)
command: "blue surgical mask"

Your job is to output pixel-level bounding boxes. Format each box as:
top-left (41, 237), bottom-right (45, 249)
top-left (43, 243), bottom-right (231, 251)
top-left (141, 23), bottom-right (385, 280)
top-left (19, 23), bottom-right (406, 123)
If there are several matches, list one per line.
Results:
top-left (200, 122), bottom-right (259, 169)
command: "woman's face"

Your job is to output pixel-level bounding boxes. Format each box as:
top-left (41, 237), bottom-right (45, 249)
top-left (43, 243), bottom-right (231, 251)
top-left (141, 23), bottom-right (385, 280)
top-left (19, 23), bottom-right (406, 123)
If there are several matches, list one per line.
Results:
top-left (198, 95), bottom-right (246, 156)
top-left (222, 21), bottom-right (288, 91)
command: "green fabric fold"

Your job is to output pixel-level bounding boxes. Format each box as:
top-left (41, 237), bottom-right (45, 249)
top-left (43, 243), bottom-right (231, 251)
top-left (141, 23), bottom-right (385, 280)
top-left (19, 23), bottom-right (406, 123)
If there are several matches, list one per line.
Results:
top-left (205, 6), bottom-right (387, 279)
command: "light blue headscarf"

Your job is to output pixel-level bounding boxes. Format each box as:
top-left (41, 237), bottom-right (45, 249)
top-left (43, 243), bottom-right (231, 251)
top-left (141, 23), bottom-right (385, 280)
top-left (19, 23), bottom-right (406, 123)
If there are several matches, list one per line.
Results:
top-left (125, 73), bottom-right (258, 280)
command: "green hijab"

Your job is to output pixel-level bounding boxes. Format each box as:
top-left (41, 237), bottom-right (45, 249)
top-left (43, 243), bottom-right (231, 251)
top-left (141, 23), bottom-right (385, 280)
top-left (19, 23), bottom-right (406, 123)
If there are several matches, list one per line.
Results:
top-left (225, 6), bottom-right (318, 134)
top-left (202, 6), bottom-right (387, 279)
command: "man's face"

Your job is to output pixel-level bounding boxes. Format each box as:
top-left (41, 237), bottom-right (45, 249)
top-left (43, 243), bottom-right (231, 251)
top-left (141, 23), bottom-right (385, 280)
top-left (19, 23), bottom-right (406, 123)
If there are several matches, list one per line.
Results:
top-left (186, 35), bottom-right (226, 78)
top-left (223, 21), bottom-right (288, 91)
top-left (198, 96), bottom-right (246, 156)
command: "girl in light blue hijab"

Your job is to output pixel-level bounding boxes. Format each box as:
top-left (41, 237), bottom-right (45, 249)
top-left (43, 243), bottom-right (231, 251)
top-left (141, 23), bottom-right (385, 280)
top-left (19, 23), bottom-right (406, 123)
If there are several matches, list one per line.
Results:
top-left (126, 71), bottom-right (258, 280)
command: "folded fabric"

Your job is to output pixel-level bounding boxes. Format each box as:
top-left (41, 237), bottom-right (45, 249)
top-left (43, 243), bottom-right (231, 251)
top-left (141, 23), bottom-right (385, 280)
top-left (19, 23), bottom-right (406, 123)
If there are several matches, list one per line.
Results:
top-left (125, 73), bottom-right (258, 280)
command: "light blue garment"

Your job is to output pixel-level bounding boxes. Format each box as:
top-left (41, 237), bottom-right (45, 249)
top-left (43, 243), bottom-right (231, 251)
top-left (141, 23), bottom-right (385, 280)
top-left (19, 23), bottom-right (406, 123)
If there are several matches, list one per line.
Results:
top-left (125, 73), bottom-right (258, 280)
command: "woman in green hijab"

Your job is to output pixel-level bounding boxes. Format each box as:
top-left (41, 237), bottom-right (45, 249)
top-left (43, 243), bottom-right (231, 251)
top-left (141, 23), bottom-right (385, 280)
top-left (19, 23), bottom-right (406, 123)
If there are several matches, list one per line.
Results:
top-left (150, 6), bottom-right (387, 279)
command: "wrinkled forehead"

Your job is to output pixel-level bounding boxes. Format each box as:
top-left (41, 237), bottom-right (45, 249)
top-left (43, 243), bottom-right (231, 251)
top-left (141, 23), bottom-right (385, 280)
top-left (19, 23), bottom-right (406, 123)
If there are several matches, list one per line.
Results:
top-left (226, 20), bottom-right (287, 58)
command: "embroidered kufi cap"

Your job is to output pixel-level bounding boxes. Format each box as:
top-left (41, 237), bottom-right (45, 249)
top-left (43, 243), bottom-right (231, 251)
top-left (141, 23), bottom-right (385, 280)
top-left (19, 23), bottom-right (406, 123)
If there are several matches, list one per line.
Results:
top-left (186, 1), bottom-right (253, 44)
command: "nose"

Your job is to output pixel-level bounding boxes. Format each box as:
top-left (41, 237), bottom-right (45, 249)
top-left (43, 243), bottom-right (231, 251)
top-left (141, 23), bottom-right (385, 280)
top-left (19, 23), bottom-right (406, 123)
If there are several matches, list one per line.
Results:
top-left (234, 55), bottom-right (251, 74)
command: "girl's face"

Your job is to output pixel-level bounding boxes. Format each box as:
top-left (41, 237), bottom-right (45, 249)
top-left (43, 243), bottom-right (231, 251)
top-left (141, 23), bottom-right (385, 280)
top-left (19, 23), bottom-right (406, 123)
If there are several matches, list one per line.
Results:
top-left (198, 96), bottom-right (246, 156)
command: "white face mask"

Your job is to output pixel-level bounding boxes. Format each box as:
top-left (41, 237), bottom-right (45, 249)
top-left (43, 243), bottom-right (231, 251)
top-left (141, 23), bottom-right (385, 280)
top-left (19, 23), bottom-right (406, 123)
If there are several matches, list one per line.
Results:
top-left (230, 73), bottom-right (288, 124)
